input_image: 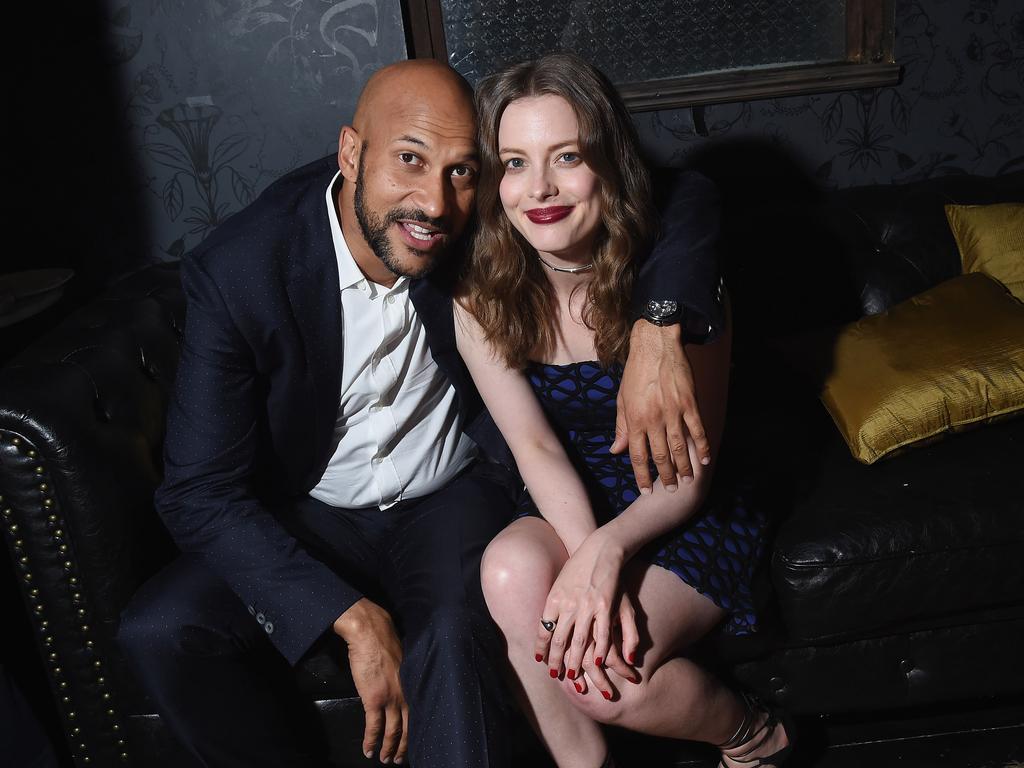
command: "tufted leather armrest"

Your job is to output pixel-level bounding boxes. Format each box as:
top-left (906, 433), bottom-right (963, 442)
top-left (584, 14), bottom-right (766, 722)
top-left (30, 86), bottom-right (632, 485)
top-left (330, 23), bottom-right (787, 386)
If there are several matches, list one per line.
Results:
top-left (0, 262), bottom-right (184, 766)
top-left (828, 170), bottom-right (1024, 315)
top-left (721, 170), bottom-right (1024, 357)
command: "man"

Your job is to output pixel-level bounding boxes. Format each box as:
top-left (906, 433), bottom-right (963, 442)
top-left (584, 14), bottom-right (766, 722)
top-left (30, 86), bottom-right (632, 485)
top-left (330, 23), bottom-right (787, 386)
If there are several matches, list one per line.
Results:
top-left (118, 60), bottom-right (724, 767)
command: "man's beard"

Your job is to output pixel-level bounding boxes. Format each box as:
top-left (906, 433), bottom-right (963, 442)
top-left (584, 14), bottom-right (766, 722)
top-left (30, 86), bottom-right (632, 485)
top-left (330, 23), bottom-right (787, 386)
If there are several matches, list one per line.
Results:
top-left (353, 158), bottom-right (450, 280)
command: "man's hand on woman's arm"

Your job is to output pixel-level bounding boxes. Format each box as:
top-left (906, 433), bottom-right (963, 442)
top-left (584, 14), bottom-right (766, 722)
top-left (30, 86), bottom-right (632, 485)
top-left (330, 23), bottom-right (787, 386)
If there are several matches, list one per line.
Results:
top-left (618, 170), bottom-right (724, 493)
top-left (611, 320), bottom-right (711, 494)
top-left (334, 599), bottom-right (408, 765)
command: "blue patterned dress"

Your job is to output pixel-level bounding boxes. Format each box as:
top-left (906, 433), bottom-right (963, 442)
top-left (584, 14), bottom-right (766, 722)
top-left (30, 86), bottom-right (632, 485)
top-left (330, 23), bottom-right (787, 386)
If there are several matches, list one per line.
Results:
top-left (519, 360), bottom-right (764, 635)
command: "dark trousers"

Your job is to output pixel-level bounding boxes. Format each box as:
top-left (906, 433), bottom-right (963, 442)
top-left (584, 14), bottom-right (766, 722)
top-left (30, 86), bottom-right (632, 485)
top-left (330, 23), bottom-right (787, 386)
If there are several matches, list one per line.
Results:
top-left (118, 461), bottom-right (517, 768)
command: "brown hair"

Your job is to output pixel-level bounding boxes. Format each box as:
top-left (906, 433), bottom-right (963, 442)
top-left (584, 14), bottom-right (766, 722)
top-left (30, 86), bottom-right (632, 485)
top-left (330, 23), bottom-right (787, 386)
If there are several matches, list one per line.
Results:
top-left (461, 53), bottom-right (656, 368)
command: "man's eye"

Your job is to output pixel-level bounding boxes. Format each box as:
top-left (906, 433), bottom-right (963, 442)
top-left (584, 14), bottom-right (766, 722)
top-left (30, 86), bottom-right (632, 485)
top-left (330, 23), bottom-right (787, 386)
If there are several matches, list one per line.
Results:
top-left (399, 152), bottom-right (419, 164)
top-left (451, 166), bottom-right (476, 178)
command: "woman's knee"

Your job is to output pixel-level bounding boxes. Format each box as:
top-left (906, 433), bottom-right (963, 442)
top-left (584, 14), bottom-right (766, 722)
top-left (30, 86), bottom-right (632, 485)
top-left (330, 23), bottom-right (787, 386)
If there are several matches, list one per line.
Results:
top-left (482, 535), bottom-right (552, 602)
top-left (480, 525), bottom-right (561, 626)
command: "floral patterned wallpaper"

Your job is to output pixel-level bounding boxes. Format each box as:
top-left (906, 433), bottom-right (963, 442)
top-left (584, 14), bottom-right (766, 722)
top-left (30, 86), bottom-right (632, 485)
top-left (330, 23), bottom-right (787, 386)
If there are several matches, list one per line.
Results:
top-left (15, 1), bottom-right (1020, 288)
top-left (109, 0), bottom-right (407, 264)
top-left (636, 0), bottom-right (1024, 186)
top-left (117, 0), bottom-right (1020, 267)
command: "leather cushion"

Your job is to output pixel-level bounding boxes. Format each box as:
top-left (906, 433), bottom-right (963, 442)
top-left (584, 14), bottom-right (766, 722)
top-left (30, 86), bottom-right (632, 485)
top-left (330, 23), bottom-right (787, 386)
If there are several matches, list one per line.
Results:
top-left (762, 390), bottom-right (1024, 643)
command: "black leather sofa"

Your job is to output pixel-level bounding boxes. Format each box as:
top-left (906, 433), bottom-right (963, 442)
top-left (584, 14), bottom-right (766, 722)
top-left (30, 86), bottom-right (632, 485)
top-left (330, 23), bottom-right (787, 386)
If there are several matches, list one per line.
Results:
top-left (2, 170), bottom-right (1022, 767)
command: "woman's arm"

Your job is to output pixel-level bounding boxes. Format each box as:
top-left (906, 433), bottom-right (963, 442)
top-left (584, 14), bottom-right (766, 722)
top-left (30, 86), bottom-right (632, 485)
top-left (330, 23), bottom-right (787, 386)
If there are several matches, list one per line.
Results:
top-left (556, 305), bottom-right (732, 682)
top-left (454, 302), bottom-right (597, 553)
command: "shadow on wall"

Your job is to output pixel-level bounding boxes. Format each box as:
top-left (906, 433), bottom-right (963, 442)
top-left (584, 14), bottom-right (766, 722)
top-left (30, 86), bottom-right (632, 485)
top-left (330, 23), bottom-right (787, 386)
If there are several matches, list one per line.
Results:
top-left (686, 139), bottom-right (859, 354)
top-left (4, 3), bottom-right (150, 360)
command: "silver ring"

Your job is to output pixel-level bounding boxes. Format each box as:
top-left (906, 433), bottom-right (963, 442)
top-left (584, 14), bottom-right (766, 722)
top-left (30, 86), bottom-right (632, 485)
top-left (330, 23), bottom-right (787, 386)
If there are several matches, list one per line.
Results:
top-left (541, 619), bottom-right (556, 633)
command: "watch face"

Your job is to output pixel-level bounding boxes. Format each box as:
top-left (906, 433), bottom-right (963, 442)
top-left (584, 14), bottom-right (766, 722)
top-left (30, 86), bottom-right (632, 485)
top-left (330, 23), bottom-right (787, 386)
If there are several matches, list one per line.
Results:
top-left (646, 299), bottom-right (679, 320)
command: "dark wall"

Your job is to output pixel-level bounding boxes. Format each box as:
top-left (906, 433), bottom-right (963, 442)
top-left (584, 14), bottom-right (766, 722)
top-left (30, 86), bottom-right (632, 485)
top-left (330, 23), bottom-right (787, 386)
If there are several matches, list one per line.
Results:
top-left (108, 0), bottom-right (408, 265)
top-left (10, 1), bottom-right (1022, 295)
top-left (8, 1), bottom-right (406, 279)
top-left (635, 0), bottom-right (1024, 186)
top-left (4, 1), bottom-right (407, 360)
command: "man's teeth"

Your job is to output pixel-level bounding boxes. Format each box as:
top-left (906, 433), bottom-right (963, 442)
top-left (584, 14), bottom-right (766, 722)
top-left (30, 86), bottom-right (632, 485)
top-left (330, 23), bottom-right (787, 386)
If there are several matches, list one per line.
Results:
top-left (405, 223), bottom-right (435, 241)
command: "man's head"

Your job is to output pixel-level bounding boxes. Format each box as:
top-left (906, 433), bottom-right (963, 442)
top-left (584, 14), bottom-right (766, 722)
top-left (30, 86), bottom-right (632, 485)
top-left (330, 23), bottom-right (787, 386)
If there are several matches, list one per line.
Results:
top-left (337, 60), bottom-right (478, 285)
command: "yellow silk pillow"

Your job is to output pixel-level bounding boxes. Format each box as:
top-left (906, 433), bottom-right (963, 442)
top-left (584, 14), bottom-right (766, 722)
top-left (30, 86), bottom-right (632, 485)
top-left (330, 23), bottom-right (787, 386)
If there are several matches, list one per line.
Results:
top-left (818, 273), bottom-right (1024, 464)
top-left (945, 202), bottom-right (1024, 301)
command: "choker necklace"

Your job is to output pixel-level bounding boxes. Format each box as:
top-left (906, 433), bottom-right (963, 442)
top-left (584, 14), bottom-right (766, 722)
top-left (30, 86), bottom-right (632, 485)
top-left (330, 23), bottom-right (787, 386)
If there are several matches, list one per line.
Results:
top-left (537, 255), bottom-right (594, 274)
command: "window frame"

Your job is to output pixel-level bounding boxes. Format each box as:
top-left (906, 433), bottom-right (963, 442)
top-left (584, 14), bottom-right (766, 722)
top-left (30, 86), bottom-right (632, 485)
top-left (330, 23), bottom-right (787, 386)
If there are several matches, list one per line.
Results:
top-left (401, 0), bottom-right (900, 111)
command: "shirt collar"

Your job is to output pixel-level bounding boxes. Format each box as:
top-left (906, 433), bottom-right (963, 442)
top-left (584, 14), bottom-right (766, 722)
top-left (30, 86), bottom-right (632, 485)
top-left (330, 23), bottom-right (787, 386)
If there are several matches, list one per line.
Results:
top-left (325, 170), bottom-right (407, 295)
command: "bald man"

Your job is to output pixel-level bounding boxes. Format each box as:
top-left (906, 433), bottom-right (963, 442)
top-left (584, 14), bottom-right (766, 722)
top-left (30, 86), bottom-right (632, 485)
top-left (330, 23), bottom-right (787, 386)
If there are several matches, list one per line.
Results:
top-left (118, 60), bottom-right (724, 768)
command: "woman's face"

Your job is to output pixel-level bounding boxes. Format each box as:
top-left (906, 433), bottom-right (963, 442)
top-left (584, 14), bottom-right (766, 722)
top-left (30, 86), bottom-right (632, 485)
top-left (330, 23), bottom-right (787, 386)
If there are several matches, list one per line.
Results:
top-left (497, 94), bottom-right (603, 266)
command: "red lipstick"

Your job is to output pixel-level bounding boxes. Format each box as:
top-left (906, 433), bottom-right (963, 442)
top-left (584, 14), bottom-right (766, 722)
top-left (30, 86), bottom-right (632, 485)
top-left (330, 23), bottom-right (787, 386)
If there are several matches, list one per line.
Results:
top-left (525, 206), bottom-right (573, 224)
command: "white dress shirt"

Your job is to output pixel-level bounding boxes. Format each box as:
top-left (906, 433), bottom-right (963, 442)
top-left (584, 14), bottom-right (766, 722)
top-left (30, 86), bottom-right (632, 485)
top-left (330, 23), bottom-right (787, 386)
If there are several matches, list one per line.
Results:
top-left (309, 172), bottom-right (477, 509)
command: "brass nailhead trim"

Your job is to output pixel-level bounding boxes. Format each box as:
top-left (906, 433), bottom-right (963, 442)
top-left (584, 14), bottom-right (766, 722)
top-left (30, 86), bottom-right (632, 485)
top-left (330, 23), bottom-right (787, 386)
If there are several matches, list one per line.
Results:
top-left (1, 434), bottom-right (128, 764)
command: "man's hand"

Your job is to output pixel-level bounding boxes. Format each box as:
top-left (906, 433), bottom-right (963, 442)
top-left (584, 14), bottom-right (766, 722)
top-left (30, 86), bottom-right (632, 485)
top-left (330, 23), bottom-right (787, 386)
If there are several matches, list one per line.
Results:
top-left (334, 599), bottom-right (408, 765)
top-left (610, 320), bottom-right (711, 493)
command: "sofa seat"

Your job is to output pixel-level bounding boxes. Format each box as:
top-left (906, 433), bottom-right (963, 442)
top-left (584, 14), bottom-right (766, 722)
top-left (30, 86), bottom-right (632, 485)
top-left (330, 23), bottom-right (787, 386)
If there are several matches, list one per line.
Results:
top-left (772, 399), bottom-right (1024, 643)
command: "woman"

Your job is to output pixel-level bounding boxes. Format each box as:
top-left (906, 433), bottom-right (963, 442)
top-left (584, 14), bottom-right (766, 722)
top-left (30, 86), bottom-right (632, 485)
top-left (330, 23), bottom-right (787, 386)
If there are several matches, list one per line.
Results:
top-left (454, 54), bottom-right (790, 768)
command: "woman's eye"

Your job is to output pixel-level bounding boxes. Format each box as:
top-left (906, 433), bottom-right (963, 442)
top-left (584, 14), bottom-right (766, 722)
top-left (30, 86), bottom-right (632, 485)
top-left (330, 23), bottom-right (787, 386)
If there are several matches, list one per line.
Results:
top-left (504, 157), bottom-right (525, 170)
top-left (558, 152), bottom-right (580, 164)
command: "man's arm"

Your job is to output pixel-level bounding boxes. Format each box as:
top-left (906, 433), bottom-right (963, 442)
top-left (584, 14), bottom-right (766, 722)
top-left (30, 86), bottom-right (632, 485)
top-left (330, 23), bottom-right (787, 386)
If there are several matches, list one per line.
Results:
top-left (157, 254), bottom-right (360, 663)
top-left (634, 170), bottom-right (724, 343)
top-left (158, 253), bottom-right (408, 762)
top-left (612, 171), bottom-right (724, 492)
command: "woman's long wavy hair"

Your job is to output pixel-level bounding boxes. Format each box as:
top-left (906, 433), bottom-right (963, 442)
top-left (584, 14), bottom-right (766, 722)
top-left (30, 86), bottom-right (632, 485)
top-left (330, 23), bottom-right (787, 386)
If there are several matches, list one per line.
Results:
top-left (462, 53), bottom-right (656, 369)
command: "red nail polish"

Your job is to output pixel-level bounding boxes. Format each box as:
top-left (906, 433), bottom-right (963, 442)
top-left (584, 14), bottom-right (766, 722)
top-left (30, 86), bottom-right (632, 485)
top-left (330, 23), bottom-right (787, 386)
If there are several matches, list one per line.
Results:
top-left (595, 656), bottom-right (603, 666)
top-left (601, 690), bottom-right (611, 700)
top-left (549, 669), bottom-right (558, 678)
top-left (535, 654), bottom-right (543, 663)
top-left (628, 653), bottom-right (636, 664)
top-left (567, 669), bottom-right (576, 680)
top-left (574, 682), bottom-right (583, 693)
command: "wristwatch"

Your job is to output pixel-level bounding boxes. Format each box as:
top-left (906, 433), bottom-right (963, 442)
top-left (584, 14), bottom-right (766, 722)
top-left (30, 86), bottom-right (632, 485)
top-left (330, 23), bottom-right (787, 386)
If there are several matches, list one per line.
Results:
top-left (641, 298), bottom-right (713, 343)
top-left (641, 299), bottom-right (680, 326)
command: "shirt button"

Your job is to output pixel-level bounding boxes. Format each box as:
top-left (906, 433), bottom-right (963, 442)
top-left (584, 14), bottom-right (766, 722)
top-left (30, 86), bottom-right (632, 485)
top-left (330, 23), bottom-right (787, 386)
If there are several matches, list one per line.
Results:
top-left (372, 456), bottom-right (384, 465)
top-left (369, 404), bottom-right (381, 413)
top-left (386, 295), bottom-right (395, 305)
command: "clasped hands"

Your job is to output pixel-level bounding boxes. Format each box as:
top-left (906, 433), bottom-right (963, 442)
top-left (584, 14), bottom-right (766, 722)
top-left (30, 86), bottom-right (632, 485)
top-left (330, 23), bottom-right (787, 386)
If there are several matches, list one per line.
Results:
top-left (533, 529), bottom-right (639, 700)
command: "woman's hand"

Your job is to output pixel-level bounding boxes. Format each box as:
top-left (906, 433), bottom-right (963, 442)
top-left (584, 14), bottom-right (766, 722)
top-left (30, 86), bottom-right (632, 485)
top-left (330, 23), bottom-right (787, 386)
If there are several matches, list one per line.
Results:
top-left (571, 593), bottom-right (641, 699)
top-left (534, 529), bottom-right (629, 680)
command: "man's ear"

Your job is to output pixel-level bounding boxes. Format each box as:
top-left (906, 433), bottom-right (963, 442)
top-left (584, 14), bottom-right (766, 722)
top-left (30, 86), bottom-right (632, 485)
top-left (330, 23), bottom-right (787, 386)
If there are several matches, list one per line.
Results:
top-left (338, 125), bottom-right (361, 183)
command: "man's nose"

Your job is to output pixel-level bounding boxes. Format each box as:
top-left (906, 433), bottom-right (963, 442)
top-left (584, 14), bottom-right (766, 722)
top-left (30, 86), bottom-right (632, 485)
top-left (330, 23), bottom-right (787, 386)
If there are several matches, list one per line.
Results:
top-left (411, 172), bottom-right (449, 220)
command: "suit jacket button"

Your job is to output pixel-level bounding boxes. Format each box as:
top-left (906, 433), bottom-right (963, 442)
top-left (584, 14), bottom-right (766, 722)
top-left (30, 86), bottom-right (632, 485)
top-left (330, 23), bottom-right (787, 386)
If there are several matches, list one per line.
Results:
top-left (256, 613), bottom-right (265, 624)
top-left (264, 622), bottom-right (274, 634)
top-left (247, 605), bottom-right (256, 616)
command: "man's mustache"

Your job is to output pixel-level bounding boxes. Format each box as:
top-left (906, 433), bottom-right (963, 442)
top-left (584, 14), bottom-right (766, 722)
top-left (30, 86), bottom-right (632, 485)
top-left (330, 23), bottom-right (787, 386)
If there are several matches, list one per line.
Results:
top-left (388, 208), bottom-right (450, 235)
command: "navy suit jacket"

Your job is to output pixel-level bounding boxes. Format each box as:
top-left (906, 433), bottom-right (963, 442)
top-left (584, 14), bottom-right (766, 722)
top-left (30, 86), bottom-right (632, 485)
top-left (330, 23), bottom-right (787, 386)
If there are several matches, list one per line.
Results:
top-left (154, 155), bottom-right (723, 665)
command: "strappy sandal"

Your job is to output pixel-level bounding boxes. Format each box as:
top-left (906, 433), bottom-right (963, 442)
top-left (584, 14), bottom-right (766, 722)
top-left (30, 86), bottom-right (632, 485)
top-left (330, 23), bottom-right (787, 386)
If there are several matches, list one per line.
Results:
top-left (717, 691), bottom-right (793, 767)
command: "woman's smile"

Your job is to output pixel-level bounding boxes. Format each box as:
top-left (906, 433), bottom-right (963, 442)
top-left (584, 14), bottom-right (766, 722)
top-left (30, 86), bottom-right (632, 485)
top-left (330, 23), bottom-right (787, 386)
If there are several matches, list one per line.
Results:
top-left (525, 205), bottom-right (575, 224)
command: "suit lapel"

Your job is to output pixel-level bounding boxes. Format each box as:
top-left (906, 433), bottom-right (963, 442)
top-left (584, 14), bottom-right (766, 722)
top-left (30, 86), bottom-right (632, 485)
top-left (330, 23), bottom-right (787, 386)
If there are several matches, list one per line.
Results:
top-left (286, 183), bottom-right (343, 488)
